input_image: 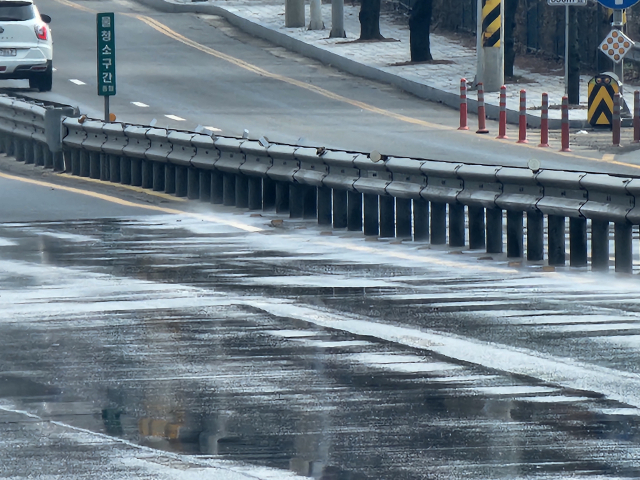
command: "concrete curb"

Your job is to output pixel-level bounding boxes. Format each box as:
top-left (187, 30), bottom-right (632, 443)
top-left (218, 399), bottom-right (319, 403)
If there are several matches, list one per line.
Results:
top-left (137, 0), bottom-right (601, 129)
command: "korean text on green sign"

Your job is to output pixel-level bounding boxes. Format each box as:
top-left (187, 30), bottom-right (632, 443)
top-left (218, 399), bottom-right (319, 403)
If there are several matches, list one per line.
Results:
top-left (97, 13), bottom-right (116, 96)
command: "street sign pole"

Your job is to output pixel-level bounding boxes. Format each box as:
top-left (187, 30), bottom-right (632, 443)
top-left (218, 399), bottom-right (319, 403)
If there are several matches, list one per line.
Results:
top-left (97, 13), bottom-right (116, 123)
top-left (565, 5), bottom-right (569, 95)
top-left (612, 9), bottom-right (624, 93)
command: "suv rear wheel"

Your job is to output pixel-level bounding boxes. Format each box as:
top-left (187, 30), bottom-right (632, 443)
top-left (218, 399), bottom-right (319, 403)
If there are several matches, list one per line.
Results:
top-left (29, 64), bottom-right (52, 92)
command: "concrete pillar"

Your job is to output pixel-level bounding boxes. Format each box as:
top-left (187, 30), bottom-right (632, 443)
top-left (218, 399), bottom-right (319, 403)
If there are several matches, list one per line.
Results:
top-left (333, 189), bottom-right (348, 229)
top-left (165, 164), bottom-right (176, 194)
top-left (396, 198), bottom-right (412, 239)
top-left (615, 222), bottom-right (633, 274)
top-left (449, 203), bottom-right (465, 247)
top-left (413, 198), bottom-right (429, 242)
top-left (199, 170), bottom-right (211, 202)
top-left (527, 210), bottom-right (544, 261)
top-left (152, 163), bottom-right (165, 192)
top-left (379, 195), bottom-right (395, 238)
top-left (211, 170), bottom-right (223, 204)
top-left (569, 217), bottom-right (588, 267)
top-left (188, 168), bottom-right (200, 200)
top-left (591, 219), bottom-right (609, 271)
top-left (486, 207), bottom-right (503, 254)
top-left (468, 206), bottom-right (485, 250)
top-left (263, 178), bottom-right (276, 211)
top-left (431, 202), bottom-right (447, 245)
top-left (248, 177), bottom-right (262, 209)
top-left (506, 210), bottom-right (523, 258)
top-left (363, 193), bottom-right (379, 236)
top-left (317, 186), bottom-right (332, 225)
top-left (347, 191), bottom-right (362, 232)
top-left (548, 215), bottom-right (566, 266)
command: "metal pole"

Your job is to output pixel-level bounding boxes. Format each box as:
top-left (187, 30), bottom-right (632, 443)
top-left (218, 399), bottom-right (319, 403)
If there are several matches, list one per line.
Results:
top-left (104, 96), bottom-right (110, 123)
top-left (564, 5), bottom-right (569, 96)
top-left (330, 0), bottom-right (345, 38)
top-left (613, 9), bottom-right (624, 93)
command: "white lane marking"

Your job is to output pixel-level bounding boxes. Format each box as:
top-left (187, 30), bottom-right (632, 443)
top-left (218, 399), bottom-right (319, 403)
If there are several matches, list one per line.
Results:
top-left (69, 79), bottom-right (85, 85)
top-left (204, 126), bottom-right (222, 132)
top-left (165, 114), bottom-right (185, 121)
top-left (131, 101), bottom-right (149, 108)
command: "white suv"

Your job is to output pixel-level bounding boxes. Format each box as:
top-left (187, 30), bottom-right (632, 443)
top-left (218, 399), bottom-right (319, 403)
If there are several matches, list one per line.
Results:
top-left (0, 0), bottom-right (52, 92)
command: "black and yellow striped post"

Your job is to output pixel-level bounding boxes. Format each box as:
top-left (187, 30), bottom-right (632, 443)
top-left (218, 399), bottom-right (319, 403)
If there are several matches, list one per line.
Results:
top-left (477, 0), bottom-right (504, 92)
top-left (588, 74), bottom-right (620, 128)
top-left (482, 0), bottom-right (501, 48)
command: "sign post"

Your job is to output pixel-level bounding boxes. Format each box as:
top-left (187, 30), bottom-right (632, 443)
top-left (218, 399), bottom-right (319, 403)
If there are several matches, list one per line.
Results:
top-left (97, 13), bottom-right (116, 123)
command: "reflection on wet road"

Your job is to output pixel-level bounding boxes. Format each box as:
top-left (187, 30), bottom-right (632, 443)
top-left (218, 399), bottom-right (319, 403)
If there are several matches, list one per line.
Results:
top-left (2, 214), bottom-right (640, 478)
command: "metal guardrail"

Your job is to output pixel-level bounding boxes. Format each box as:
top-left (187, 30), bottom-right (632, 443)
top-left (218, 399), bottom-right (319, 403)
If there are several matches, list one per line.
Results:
top-left (0, 94), bottom-right (639, 273)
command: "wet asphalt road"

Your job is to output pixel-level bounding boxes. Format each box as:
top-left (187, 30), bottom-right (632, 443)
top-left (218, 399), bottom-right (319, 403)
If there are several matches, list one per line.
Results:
top-left (3, 162), bottom-right (640, 478)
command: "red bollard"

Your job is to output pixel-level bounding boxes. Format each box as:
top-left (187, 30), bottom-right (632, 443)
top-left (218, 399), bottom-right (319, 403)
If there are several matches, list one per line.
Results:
top-left (613, 92), bottom-right (621, 147)
top-left (496, 85), bottom-right (508, 139)
top-left (538, 92), bottom-right (550, 147)
top-left (459, 78), bottom-right (469, 131)
top-left (634, 91), bottom-right (640, 144)
top-left (517, 89), bottom-right (528, 144)
top-left (560, 96), bottom-right (571, 152)
top-left (476, 82), bottom-right (489, 134)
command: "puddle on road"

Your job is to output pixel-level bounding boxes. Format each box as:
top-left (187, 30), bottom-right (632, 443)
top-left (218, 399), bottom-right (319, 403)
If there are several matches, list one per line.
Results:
top-left (1, 218), bottom-right (640, 478)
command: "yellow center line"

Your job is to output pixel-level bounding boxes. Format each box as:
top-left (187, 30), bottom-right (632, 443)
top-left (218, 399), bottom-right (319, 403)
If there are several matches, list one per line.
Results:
top-left (0, 171), bottom-right (263, 232)
top-left (53, 0), bottom-right (640, 172)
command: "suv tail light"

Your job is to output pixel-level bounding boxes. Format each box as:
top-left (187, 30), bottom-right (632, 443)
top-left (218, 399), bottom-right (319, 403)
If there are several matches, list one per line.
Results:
top-left (34, 24), bottom-right (47, 41)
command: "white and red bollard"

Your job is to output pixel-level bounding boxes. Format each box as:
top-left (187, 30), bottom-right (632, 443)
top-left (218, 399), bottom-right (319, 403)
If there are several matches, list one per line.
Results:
top-left (561, 96), bottom-right (571, 152)
top-left (476, 82), bottom-right (489, 134)
top-left (613, 92), bottom-right (621, 147)
top-left (634, 90), bottom-right (640, 144)
top-left (517, 89), bottom-right (528, 144)
top-left (496, 85), bottom-right (508, 139)
top-left (459, 78), bottom-right (469, 130)
top-left (538, 92), bottom-right (549, 148)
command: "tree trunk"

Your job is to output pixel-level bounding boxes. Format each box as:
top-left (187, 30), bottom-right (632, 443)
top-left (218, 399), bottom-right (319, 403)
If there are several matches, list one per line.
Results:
top-left (359, 0), bottom-right (383, 40)
top-left (567, 6), bottom-right (580, 105)
top-left (409, 0), bottom-right (433, 62)
top-left (504, 0), bottom-right (519, 78)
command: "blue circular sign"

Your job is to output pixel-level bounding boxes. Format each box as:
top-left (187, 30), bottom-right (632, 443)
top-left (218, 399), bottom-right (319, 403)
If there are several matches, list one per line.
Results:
top-left (597, 0), bottom-right (640, 9)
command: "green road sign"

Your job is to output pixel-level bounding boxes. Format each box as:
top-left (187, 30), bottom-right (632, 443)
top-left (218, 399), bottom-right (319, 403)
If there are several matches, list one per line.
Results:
top-left (97, 13), bottom-right (116, 96)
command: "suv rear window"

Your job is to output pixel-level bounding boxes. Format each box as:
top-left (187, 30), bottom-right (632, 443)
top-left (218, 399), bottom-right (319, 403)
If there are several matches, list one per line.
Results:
top-left (0, 2), bottom-right (35, 21)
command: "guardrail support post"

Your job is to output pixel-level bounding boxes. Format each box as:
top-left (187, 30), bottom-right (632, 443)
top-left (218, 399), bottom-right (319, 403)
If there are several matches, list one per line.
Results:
top-left (52, 152), bottom-right (64, 172)
top-left (263, 178), bottom-right (276, 210)
top-left (131, 159), bottom-right (142, 187)
top-left (486, 208), bottom-right (503, 254)
top-left (5, 136), bottom-right (14, 156)
top-left (289, 184), bottom-right (304, 218)
top-left (413, 198), bottom-right (429, 242)
top-left (348, 191), bottom-right (363, 232)
top-left (431, 202), bottom-right (447, 245)
top-left (188, 168), bottom-right (201, 200)
top-left (120, 157), bottom-right (131, 185)
top-left (396, 198), bottom-right (412, 239)
top-left (152, 163), bottom-right (165, 192)
top-left (236, 174), bottom-right (249, 208)
top-left (211, 170), bottom-right (223, 204)
top-left (591, 219), bottom-right (609, 271)
top-left (615, 222), bottom-right (633, 274)
top-left (569, 217), bottom-right (587, 267)
top-left (0, 134), bottom-right (7, 154)
top-left (333, 189), bottom-right (348, 228)
top-left (23, 140), bottom-right (33, 164)
top-left (303, 186), bottom-right (317, 219)
top-left (109, 155), bottom-right (120, 183)
top-left (100, 154), bottom-right (110, 181)
top-left (363, 194), bottom-right (379, 236)
top-left (223, 173), bottom-right (236, 206)
top-left (548, 215), bottom-right (566, 266)
top-left (165, 164), bottom-right (176, 194)
top-left (507, 210), bottom-right (523, 258)
top-left (175, 166), bottom-right (188, 198)
top-left (245, 176), bottom-right (261, 209)
top-left (33, 142), bottom-right (42, 167)
top-left (199, 171), bottom-right (211, 202)
top-left (468, 206), bottom-right (485, 250)
top-left (449, 203), bottom-right (465, 247)
top-left (141, 160), bottom-right (153, 189)
top-left (527, 210), bottom-right (544, 261)
top-left (79, 151), bottom-right (89, 177)
top-left (275, 182), bottom-right (289, 213)
top-left (13, 138), bottom-right (22, 161)
top-left (317, 186), bottom-right (332, 225)
top-left (90, 153), bottom-right (101, 180)
top-left (379, 196), bottom-right (395, 238)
